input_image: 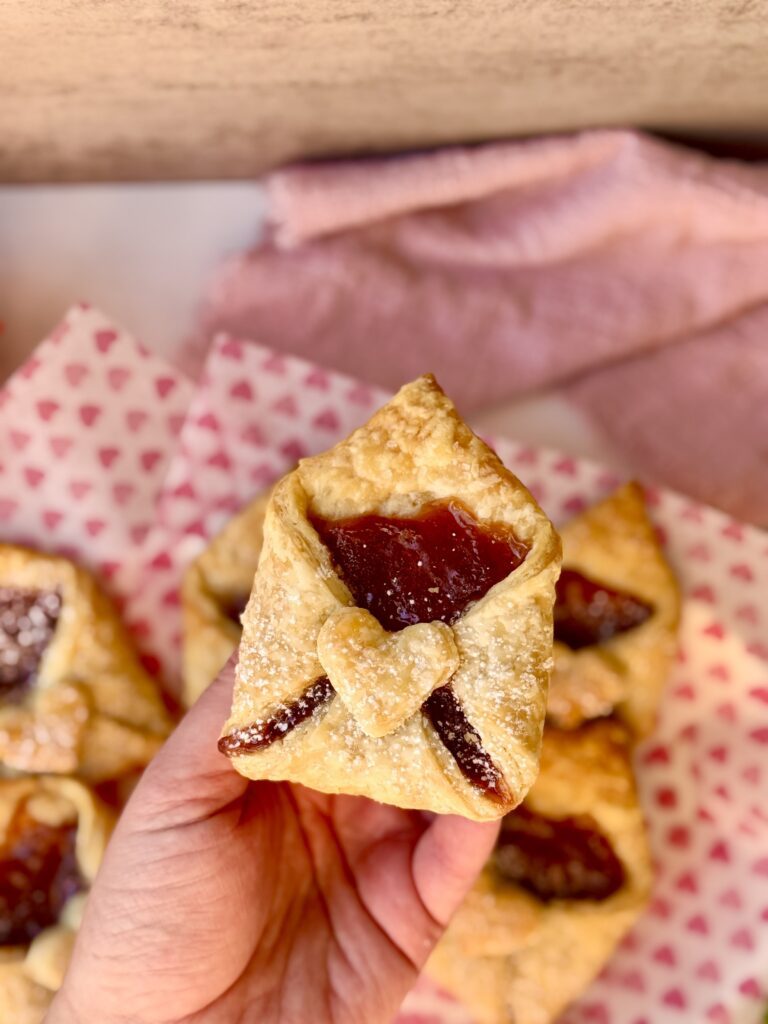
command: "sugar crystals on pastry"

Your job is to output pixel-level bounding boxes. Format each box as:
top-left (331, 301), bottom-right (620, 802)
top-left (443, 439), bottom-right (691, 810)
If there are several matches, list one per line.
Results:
top-left (548, 482), bottom-right (680, 737)
top-left (219, 375), bottom-right (561, 820)
top-left (427, 719), bottom-right (652, 1024)
top-left (0, 776), bottom-right (113, 1024)
top-left (0, 544), bottom-right (172, 781)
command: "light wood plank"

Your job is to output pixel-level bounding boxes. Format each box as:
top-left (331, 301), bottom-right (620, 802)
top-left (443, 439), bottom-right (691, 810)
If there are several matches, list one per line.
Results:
top-left (1, 0), bottom-right (767, 182)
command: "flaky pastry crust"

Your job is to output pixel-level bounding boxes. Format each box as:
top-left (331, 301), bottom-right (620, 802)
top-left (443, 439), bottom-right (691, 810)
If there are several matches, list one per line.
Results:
top-left (548, 482), bottom-right (680, 737)
top-left (221, 376), bottom-right (561, 820)
top-left (0, 776), bottom-right (113, 1023)
top-left (0, 545), bottom-right (172, 780)
top-left (182, 491), bottom-right (271, 706)
top-left (427, 720), bottom-right (652, 1023)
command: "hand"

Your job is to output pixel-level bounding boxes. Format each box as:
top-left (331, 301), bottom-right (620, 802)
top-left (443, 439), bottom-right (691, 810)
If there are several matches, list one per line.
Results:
top-left (49, 659), bottom-right (499, 1024)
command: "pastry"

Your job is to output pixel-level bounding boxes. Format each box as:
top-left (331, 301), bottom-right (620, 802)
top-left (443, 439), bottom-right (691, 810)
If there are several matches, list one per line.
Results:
top-left (0, 776), bottom-right (113, 1023)
top-left (0, 544), bottom-right (172, 781)
top-left (219, 375), bottom-right (561, 820)
top-left (182, 490), bottom-right (271, 707)
top-left (548, 482), bottom-right (680, 736)
top-left (427, 720), bottom-right (652, 1024)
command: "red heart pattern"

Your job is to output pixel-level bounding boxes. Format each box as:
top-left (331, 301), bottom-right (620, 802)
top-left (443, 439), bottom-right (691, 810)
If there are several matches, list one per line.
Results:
top-left (94, 329), bottom-right (118, 353)
top-left (0, 306), bottom-right (193, 690)
top-left (155, 377), bottom-right (176, 400)
top-left (107, 367), bottom-right (131, 391)
top-left (99, 447), bottom-right (120, 469)
top-left (126, 409), bottom-right (148, 432)
top-left (1, 319), bottom-right (767, 1024)
top-left (230, 379), bottom-right (254, 401)
top-left (10, 430), bottom-right (31, 451)
top-left (64, 363), bottom-right (89, 386)
top-left (697, 960), bottom-right (721, 982)
top-left (50, 436), bottom-right (74, 458)
top-left (69, 480), bottom-right (92, 500)
top-left (37, 399), bottom-right (60, 421)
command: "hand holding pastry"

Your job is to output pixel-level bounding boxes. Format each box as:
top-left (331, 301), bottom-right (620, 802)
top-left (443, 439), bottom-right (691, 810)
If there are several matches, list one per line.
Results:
top-left (48, 657), bottom-right (500, 1024)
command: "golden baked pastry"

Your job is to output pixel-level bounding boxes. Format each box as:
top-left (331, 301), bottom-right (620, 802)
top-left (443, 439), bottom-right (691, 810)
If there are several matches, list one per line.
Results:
top-left (182, 490), bottom-right (270, 707)
top-left (548, 482), bottom-right (680, 736)
top-left (428, 720), bottom-right (652, 1024)
top-left (0, 776), bottom-right (113, 1023)
top-left (0, 545), bottom-right (172, 781)
top-left (219, 376), bottom-right (561, 820)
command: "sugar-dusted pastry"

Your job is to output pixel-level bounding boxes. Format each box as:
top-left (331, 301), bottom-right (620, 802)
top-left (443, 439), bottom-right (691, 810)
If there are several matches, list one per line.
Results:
top-left (0, 545), bottom-right (172, 781)
top-left (182, 490), bottom-right (271, 707)
top-left (219, 376), bottom-right (561, 820)
top-left (0, 776), bottom-right (113, 1024)
top-left (548, 482), bottom-right (680, 736)
top-left (427, 720), bottom-right (652, 1024)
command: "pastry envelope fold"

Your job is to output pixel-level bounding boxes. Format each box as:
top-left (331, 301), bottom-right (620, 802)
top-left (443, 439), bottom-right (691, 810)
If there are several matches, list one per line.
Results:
top-left (220, 375), bottom-right (561, 820)
top-left (548, 482), bottom-right (680, 737)
top-left (0, 545), bottom-right (172, 781)
top-left (427, 721), bottom-right (652, 1024)
top-left (182, 490), bottom-right (271, 706)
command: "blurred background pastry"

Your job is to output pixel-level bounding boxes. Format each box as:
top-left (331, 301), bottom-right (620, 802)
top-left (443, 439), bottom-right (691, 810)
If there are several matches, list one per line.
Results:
top-left (0, 776), bottom-right (114, 1022)
top-left (0, 544), bottom-right (173, 781)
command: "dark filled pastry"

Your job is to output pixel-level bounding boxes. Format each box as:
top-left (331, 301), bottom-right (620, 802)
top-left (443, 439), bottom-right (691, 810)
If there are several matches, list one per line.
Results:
top-left (0, 776), bottom-right (113, 1023)
top-left (0, 544), bottom-right (172, 781)
top-left (427, 721), bottom-right (652, 1023)
top-left (219, 376), bottom-right (561, 820)
top-left (548, 482), bottom-right (680, 737)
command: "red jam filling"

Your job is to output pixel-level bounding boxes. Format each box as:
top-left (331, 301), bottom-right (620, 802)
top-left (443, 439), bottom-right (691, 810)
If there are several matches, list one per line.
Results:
top-left (0, 803), bottom-right (82, 946)
top-left (220, 502), bottom-right (526, 799)
top-left (221, 593), bottom-right (249, 627)
top-left (494, 805), bottom-right (625, 901)
top-left (422, 685), bottom-right (508, 801)
top-left (554, 569), bottom-right (652, 650)
top-left (309, 501), bottom-right (528, 633)
top-left (0, 588), bottom-right (61, 700)
top-left (219, 677), bottom-right (335, 755)
top-left (310, 500), bottom-right (524, 796)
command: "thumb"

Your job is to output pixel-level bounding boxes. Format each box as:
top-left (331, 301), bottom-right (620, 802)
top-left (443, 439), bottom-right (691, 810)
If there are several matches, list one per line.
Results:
top-left (412, 814), bottom-right (500, 927)
top-left (123, 655), bottom-right (246, 830)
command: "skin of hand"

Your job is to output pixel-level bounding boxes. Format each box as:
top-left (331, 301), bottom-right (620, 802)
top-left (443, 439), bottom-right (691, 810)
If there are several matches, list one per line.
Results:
top-left (48, 659), bottom-right (500, 1024)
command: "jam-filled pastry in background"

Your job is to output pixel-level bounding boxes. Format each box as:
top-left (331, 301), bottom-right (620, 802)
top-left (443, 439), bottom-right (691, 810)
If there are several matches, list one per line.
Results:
top-left (548, 482), bottom-right (681, 737)
top-left (182, 490), bottom-right (271, 708)
top-left (427, 720), bottom-right (652, 1024)
top-left (0, 776), bottom-right (114, 1024)
top-left (0, 545), bottom-right (172, 781)
top-left (219, 375), bottom-right (561, 820)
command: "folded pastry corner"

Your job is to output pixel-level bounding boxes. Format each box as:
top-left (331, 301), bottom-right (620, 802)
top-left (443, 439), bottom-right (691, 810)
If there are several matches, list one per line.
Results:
top-left (0, 776), bottom-right (114, 1023)
top-left (427, 719), bottom-right (652, 1023)
top-left (219, 375), bottom-right (561, 820)
top-left (182, 490), bottom-right (272, 707)
top-left (0, 544), bottom-right (173, 781)
top-left (548, 481), bottom-right (681, 737)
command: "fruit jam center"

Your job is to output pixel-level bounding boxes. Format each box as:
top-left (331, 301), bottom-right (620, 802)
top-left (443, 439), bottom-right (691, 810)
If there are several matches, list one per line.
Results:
top-left (494, 805), bottom-right (625, 901)
top-left (422, 685), bottom-right (508, 800)
top-left (0, 804), bottom-right (82, 946)
top-left (310, 501), bottom-right (528, 633)
top-left (0, 588), bottom-right (62, 700)
top-left (218, 677), bottom-right (334, 756)
top-left (554, 569), bottom-right (652, 650)
top-left (221, 592), bottom-right (249, 627)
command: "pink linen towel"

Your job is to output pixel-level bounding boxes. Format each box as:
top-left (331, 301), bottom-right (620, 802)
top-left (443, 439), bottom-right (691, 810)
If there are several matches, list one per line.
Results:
top-left (193, 130), bottom-right (768, 526)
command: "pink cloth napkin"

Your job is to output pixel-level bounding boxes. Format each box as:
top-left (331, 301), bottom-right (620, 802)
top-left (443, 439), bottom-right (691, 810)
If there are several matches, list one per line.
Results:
top-left (192, 130), bottom-right (768, 526)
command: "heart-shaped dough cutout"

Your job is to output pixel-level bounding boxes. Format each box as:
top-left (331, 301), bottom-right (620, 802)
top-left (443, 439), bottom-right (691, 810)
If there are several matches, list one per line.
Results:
top-left (317, 607), bottom-right (460, 738)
